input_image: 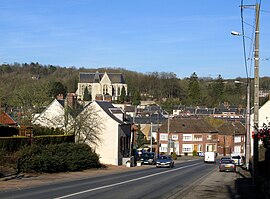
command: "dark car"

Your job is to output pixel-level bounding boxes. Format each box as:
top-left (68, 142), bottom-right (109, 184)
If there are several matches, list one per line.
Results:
top-left (156, 155), bottom-right (174, 168)
top-left (140, 152), bottom-right (156, 165)
top-left (219, 159), bottom-right (236, 172)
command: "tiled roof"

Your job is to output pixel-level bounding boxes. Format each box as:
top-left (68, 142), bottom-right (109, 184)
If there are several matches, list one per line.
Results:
top-left (217, 121), bottom-right (245, 135)
top-left (0, 112), bottom-right (17, 125)
top-left (159, 118), bottom-right (217, 133)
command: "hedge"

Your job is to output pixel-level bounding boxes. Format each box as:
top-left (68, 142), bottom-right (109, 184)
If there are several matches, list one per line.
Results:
top-left (16, 143), bottom-right (101, 173)
top-left (0, 135), bottom-right (75, 152)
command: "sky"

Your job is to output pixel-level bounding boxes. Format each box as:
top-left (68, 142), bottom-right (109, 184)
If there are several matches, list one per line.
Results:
top-left (0, 0), bottom-right (269, 79)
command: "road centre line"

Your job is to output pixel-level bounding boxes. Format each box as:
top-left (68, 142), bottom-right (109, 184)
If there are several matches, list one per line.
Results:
top-left (55, 162), bottom-right (201, 199)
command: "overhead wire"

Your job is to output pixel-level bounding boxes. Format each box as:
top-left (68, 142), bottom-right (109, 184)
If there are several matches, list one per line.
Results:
top-left (240, 0), bottom-right (249, 79)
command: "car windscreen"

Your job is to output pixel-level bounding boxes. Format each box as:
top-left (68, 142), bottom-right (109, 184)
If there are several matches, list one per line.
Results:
top-left (221, 160), bottom-right (233, 164)
top-left (142, 154), bottom-right (154, 158)
top-left (159, 156), bottom-right (168, 159)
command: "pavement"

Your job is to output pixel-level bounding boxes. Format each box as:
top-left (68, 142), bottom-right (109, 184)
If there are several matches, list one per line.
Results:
top-left (181, 165), bottom-right (265, 199)
top-left (0, 158), bottom-right (266, 198)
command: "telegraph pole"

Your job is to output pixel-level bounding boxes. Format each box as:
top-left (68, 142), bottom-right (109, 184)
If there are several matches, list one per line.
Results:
top-left (253, 3), bottom-right (260, 186)
top-left (245, 80), bottom-right (251, 170)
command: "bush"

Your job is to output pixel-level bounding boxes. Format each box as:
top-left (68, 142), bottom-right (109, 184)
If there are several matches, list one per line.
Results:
top-left (171, 152), bottom-right (178, 160)
top-left (192, 150), bottom-right (197, 156)
top-left (15, 143), bottom-right (101, 173)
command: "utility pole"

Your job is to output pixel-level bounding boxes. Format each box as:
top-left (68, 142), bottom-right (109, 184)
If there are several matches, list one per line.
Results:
top-left (167, 117), bottom-right (170, 155)
top-left (245, 79), bottom-right (251, 171)
top-left (253, 3), bottom-right (260, 186)
top-left (150, 122), bottom-right (153, 152)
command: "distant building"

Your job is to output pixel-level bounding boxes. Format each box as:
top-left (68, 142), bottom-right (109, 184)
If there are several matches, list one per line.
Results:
top-left (158, 118), bottom-right (218, 156)
top-left (76, 71), bottom-right (128, 102)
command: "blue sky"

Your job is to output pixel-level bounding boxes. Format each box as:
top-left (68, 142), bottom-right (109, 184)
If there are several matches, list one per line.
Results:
top-left (0, 0), bottom-right (269, 79)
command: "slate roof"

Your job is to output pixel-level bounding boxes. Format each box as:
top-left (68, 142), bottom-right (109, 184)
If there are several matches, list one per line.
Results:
top-left (94, 101), bottom-right (125, 124)
top-left (79, 71), bottom-right (126, 84)
top-left (159, 118), bottom-right (218, 133)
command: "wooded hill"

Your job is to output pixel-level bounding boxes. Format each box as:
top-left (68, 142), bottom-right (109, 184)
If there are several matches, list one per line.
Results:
top-left (0, 62), bottom-right (270, 114)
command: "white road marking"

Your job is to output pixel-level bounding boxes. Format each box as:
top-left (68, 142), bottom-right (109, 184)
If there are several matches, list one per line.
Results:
top-left (55, 162), bottom-right (201, 199)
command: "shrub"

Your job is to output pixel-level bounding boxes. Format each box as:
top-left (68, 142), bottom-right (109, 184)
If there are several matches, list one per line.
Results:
top-left (171, 152), bottom-right (178, 160)
top-left (192, 150), bottom-right (197, 156)
top-left (15, 143), bottom-right (101, 173)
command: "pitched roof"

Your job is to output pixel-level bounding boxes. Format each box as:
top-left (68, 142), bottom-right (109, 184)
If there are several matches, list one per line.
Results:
top-left (79, 71), bottom-right (126, 84)
top-left (94, 101), bottom-right (125, 124)
top-left (217, 121), bottom-right (246, 135)
top-left (159, 118), bottom-right (217, 133)
top-left (0, 112), bottom-right (17, 126)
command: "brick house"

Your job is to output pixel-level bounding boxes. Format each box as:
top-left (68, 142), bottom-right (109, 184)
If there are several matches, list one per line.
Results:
top-left (217, 121), bottom-right (246, 156)
top-left (158, 117), bottom-right (218, 156)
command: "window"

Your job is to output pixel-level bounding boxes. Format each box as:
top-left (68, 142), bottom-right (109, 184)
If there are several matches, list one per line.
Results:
top-left (234, 136), bottom-right (241, 143)
top-left (160, 144), bottom-right (168, 152)
top-left (103, 85), bottom-right (108, 95)
top-left (206, 134), bottom-right (212, 140)
top-left (160, 134), bottom-right (168, 141)
top-left (183, 134), bottom-right (192, 141)
top-left (182, 144), bottom-right (192, 152)
top-left (234, 145), bottom-right (241, 154)
top-left (194, 134), bottom-right (202, 141)
top-left (172, 134), bottom-right (178, 140)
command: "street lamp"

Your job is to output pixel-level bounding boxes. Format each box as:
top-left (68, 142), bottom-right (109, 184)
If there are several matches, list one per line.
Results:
top-left (235, 80), bottom-right (251, 170)
top-left (230, 31), bottom-right (253, 40)
top-left (231, 3), bottom-right (260, 185)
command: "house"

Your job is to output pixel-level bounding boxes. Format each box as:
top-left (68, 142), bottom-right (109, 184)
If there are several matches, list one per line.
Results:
top-left (250, 99), bottom-right (270, 156)
top-left (158, 117), bottom-right (218, 156)
top-left (33, 98), bottom-right (69, 129)
top-left (217, 121), bottom-right (246, 156)
top-left (80, 101), bottom-right (131, 165)
top-left (33, 93), bottom-right (131, 166)
top-left (0, 111), bottom-right (17, 126)
top-left (76, 71), bottom-right (128, 101)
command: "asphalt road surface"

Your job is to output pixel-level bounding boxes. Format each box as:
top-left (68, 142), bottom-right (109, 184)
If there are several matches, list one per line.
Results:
top-left (0, 159), bottom-right (216, 199)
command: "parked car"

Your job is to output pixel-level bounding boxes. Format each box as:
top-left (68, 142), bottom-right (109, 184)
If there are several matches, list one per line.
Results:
top-left (156, 155), bottom-right (174, 168)
top-left (220, 156), bottom-right (232, 163)
top-left (231, 155), bottom-right (244, 166)
top-left (219, 159), bottom-right (236, 172)
top-left (140, 152), bottom-right (156, 165)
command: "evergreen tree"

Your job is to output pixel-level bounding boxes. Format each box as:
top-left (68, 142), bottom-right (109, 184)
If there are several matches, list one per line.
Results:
top-left (209, 74), bottom-right (225, 106)
top-left (83, 87), bottom-right (91, 101)
top-left (187, 72), bottom-right (201, 105)
top-left (132, 90), bottom-right (141, 106)
top-left (119, 87), bottom-right (127, 103)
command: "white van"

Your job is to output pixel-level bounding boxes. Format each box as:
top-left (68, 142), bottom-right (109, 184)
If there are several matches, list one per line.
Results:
top-left (204, 152), bottom-right (216, 163)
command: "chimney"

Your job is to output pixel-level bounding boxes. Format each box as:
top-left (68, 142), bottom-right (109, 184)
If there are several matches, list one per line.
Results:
top-left (65, 93), bottom-right (77, 109)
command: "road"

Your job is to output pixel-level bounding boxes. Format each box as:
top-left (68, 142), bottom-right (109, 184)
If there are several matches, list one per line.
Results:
top-left (0, 159), bottom-right (217, 199)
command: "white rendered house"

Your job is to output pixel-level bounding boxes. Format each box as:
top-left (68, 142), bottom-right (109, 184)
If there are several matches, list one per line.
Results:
top-left (80, 100), bottom-right (131, 165)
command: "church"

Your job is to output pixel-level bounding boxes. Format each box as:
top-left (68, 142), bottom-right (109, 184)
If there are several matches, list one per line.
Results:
top-left (76, 71), bottom-right (128, 101)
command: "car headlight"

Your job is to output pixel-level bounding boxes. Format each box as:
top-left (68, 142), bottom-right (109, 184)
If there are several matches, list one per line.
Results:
top-left (166, 162), bottom-right (171, 164)
top-left (157, 161), bottom-right (160, 164)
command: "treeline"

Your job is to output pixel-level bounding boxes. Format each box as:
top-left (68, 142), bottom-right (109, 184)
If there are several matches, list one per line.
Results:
top-left (0, 62), bottom-right (270, 114)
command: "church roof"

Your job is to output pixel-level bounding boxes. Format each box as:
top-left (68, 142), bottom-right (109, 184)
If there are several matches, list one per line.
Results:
top-left (79, 71), bottom-right (126, 84)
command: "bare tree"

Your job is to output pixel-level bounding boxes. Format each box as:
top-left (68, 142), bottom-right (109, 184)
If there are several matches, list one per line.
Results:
top-left (70, 106), bottom-right (104, 146)
top-left (33, 101), bottom-right (104, 148)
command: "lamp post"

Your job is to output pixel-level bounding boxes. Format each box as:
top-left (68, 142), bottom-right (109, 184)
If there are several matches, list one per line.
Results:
top-left (235, 80), bottom-right (251, 170)
top-left (231, 3), bottom-right (260, 186)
